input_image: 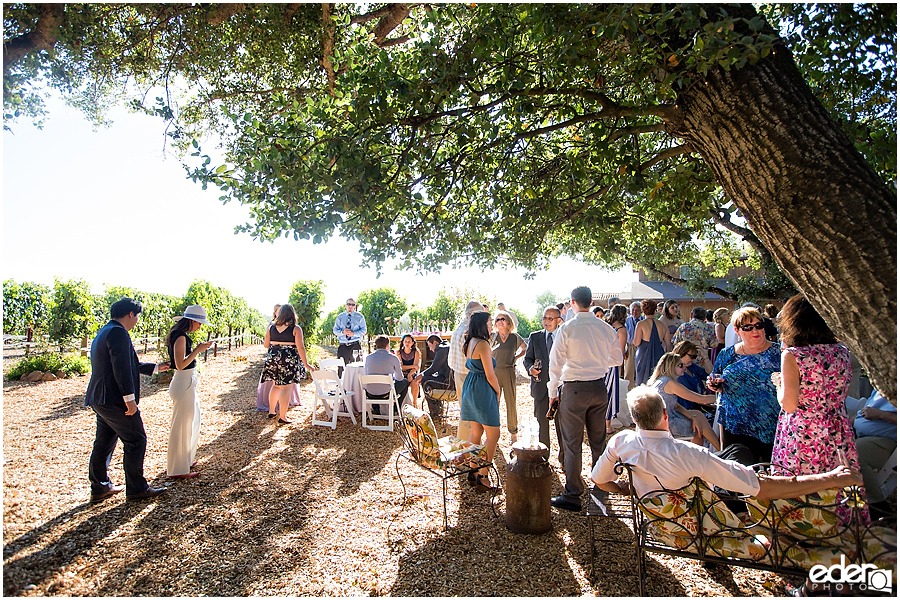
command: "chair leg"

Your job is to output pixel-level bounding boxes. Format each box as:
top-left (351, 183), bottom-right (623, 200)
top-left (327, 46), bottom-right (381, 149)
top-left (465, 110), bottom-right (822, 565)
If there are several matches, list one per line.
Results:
top-left (442, 476), bottom-right (449, 530)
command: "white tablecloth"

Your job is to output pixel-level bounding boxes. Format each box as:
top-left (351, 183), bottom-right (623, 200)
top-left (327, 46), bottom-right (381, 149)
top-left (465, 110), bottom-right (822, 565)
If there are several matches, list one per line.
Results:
top-left (341, 363), bottom-right (366, 413)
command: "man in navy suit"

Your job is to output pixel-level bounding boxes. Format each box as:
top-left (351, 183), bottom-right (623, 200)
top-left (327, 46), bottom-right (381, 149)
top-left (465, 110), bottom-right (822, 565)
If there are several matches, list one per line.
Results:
top-left (85, 298), bottom-right (167, 503)
top-left (523, 305), bottom-right (565, 463)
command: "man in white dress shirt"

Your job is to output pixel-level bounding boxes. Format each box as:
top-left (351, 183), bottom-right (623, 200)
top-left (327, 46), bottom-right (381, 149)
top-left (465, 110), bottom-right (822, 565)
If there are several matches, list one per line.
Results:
top-left (592, 386), bottom-right (862, 501)
top-left (548, 286), bottom-right (623, 512)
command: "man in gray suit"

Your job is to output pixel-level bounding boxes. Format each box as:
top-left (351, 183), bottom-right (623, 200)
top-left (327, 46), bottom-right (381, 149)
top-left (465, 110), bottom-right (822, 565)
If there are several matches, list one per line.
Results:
top-left (523, 305), bottom-right (565, 463)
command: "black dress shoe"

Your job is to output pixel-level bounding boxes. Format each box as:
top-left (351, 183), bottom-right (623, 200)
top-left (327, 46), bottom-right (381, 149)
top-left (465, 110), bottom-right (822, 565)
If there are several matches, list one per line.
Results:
top-left (126, 487), bottom-right (167, 502)
top-left (551, 495), bottom-right (581, 512)
top-left (90, 484), bottom-right (125, 503)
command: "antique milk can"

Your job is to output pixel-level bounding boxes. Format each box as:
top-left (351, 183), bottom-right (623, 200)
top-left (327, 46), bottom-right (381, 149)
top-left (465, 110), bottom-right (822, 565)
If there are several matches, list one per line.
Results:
top-left (505, 441), bottom-right (552, 534)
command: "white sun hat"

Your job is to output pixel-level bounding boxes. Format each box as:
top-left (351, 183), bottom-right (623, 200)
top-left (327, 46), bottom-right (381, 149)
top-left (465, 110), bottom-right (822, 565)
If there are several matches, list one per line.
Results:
top-left (175, 305), bottom-right (209, 325)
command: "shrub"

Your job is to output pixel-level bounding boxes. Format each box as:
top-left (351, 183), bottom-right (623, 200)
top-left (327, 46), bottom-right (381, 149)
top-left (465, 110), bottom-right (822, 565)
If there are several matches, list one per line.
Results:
top-left (7, 353), bottom-right (91, 380)
top-left (288, 280), bottom-right (325, 347)
top-left (358, 288), bottom-right (408, 337)
top-left (49, 278), bottom-right (97, 350)
top-left (3, 279), bottom-right (51, 334)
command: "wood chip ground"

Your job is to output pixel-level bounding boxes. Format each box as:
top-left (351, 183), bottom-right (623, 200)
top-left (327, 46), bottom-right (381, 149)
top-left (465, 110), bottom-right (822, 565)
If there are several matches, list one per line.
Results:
top-left (4, 344), bottom-right (810, 596)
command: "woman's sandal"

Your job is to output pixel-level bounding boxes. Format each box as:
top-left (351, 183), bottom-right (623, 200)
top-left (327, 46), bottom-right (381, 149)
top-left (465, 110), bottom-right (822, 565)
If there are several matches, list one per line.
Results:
top-left (473, 474), bottom-right (498, 494)
top-left (466, 472), bottom-right (478, 487)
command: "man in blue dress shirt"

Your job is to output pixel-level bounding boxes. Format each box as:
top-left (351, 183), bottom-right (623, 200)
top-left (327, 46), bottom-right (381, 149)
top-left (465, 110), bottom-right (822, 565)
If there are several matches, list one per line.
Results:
top-left (333, 298), bottom-right (367, 376)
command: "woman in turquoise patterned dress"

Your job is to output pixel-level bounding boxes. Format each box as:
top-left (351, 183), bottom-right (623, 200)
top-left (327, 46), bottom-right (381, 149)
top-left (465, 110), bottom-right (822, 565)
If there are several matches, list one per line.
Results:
top-left (770, 294), bottom-right (868, 523)
top-left (460, 311), bottom-right (502, 493)
top-left (708, 306), bottom-right (781, 463)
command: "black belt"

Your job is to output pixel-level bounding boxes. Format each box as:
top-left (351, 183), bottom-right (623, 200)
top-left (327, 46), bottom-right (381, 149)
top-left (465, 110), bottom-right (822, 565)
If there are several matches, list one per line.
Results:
top-left (340, 341), bottom-right (361, 346)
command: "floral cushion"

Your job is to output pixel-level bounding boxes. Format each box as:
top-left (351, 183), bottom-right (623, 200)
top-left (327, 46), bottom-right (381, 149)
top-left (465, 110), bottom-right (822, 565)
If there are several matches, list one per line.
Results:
top-left (402, 405), bottom-right (485, 470)
top-left (637, 479), bottom-right (769, 561)
top-left (745, 489), bottom-right (842, 540)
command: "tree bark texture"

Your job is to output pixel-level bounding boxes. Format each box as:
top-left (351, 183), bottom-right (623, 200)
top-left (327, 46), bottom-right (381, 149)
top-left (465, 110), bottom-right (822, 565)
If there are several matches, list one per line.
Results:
top-left (670, 49), bottom-right (897, 403)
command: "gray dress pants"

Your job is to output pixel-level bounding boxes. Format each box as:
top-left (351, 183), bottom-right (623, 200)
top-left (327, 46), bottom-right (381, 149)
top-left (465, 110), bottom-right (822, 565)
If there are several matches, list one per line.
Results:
top-left (558, 379), bottom-right (609, 504)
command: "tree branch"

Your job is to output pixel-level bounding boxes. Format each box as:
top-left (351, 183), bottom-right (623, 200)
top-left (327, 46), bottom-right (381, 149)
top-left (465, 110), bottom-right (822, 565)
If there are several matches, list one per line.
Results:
top-left (206, 3), bottom-right (246, 26)
top-left (372, 3), bottom-right (411, 46)
top-left (321, 3), bottom-right (336, 96)
top-left (3, 3), bottom-right (65, 74)
top-left (708, 205), bottom-right (773, 262)
top-left (639, 143), bottom-right (691, 172)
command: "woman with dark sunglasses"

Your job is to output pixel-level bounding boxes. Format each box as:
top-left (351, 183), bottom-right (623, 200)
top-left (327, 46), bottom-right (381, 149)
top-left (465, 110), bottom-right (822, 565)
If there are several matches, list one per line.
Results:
top-left (707, 306), bottom-right (782, 463)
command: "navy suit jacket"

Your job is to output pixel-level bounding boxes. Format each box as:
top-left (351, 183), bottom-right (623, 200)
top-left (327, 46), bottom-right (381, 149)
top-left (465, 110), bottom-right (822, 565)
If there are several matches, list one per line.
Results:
top-left (422, 342), bottom-right (450, 382)
top-left (524, 330), bottom-right (555, 401)
top-left (84, 320), bottom-right (156, 408)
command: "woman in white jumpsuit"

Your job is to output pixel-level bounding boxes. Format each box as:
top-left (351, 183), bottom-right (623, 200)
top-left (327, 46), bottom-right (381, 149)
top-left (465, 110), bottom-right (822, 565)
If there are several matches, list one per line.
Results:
top-left (166, 305), bottom-right (212, 479)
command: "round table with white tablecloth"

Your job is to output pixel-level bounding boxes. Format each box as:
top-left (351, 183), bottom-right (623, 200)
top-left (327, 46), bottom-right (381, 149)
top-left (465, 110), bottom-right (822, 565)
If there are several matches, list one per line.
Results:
top-left (341, 363), bottom-right (367, 413)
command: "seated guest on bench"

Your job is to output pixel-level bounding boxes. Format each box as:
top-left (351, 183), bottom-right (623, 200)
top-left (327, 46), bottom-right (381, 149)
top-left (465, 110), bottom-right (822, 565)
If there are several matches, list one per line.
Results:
top-left (592, 385), bottom-right (862, 500)
top-left (364, 335), bottom-right (414, 412)
top-left (849, 387), bottom-right (897, 520)
top-left (592, 386), bottom-right (865, 599)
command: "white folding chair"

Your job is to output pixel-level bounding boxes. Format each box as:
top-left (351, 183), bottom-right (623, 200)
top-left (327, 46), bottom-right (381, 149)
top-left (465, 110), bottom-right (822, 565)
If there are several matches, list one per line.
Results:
top-left (311, 370), bottom-right (356, 429)
top-left (359, 374), bottom-right (400, 432)
top-left (319, 358), bottom-right (345, 371)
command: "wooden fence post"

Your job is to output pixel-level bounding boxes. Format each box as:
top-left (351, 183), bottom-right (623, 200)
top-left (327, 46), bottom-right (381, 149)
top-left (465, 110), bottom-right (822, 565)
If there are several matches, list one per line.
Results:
top-left (26, 327), bottom-right (33, 357)
top-left (204, 331), bottom-right (211, 361)
top-left (228, 326), bottom-right (232, 351)
top-left (213, 331), bottom-right (218, 358)
top-left (81, 335), bottom-right (89, 357)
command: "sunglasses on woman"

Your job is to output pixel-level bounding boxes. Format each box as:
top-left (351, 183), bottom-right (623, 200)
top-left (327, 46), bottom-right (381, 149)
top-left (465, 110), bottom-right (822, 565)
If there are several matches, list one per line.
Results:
top-left (686, 353), bottom-right (698, 359)
top-left (495, 318), bottom-right (507, 323)
top-left (739, 322), bottom-right (766, 332)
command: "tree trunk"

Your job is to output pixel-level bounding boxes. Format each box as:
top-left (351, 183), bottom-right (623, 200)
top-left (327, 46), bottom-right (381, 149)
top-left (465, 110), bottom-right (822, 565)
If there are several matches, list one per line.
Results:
top-left (670, 46), bottom-right (897, 404)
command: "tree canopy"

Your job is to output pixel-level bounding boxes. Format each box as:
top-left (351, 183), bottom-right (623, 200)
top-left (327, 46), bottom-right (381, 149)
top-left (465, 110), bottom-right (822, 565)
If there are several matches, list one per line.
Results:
top-left (3, 3), bottom-right (896, 398)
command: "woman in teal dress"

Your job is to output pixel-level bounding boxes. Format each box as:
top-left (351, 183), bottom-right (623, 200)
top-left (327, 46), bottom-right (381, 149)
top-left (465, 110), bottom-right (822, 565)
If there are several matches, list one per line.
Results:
top-left (460, 311), bottom-right (502, 493)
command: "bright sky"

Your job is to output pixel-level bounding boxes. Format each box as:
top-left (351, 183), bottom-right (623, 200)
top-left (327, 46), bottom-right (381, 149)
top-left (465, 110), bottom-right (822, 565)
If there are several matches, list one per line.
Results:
top-left (3, 94), bottom-right (636, 319)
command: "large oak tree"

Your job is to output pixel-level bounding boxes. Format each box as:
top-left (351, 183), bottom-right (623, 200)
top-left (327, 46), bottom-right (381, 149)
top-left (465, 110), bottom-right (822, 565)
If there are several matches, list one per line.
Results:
top-left (4, 3), bottom-right (896, 400)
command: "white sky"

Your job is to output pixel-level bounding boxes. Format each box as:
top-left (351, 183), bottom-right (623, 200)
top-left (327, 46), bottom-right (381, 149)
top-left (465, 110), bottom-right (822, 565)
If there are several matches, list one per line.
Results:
top-left (3, 95), bottom-right (636, 318)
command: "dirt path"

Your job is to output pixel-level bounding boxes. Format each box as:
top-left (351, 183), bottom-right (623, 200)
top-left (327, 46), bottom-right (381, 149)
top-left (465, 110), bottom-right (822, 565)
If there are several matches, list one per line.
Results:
top-left (3, 344), bottom-right (790, 596)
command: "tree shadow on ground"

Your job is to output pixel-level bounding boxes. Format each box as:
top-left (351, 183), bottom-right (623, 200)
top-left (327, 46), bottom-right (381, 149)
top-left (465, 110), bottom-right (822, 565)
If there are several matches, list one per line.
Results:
top-left (37, 395), bottom-right (85, 422)
top-left (582, 513), bottom-right (688, 596)
top-left (2, 503), bottom-right (115, 596)
top-left (3, 356), bottom-right (319, 597)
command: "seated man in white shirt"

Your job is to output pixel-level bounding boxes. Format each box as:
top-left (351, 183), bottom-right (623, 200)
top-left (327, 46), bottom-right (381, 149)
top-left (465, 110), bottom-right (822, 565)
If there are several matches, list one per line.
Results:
top-left (848, 388), bottom-right (897, 518)
top-left (592, 385), bottom-right (862, 501)
top-left (364, 335), bottom-right (417, 414)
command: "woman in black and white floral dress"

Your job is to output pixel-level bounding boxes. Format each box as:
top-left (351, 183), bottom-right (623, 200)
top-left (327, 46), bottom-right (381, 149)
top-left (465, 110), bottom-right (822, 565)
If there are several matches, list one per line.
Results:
top-left (262, 304), bottom-right (314, 424)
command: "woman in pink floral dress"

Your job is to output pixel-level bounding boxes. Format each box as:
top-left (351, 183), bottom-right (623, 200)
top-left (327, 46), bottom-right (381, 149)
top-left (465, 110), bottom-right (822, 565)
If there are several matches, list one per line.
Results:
top-left (771, 294), bottom-right (868, 523)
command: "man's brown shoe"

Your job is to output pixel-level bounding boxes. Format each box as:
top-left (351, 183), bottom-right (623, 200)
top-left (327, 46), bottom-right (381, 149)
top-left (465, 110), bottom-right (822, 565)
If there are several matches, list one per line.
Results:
top-left (90, 484), bottom-right (125, 504)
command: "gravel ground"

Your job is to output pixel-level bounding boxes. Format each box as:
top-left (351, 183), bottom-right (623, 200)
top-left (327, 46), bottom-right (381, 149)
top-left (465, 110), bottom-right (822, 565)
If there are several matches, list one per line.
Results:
top-left (4, 344), bottom-right (804, 596)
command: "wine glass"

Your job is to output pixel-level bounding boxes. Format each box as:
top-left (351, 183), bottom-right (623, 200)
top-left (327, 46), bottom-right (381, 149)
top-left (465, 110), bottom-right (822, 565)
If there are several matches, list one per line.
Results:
top-left (532, 358), bottom-right (542, 380)
top-left (352, 349), bottom-right (360, 362)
